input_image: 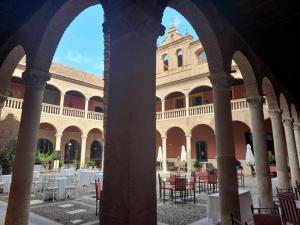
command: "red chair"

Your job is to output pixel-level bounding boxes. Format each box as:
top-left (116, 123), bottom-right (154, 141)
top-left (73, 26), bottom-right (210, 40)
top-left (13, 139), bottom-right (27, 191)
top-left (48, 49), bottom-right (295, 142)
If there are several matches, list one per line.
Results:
top-left (251, 204), bottom-right (281, 225)
top-left (196, 171), bottom-right (208, 193)
top-left (205, 172), bottom-right (218, 193)
top-left (278, 192), bottom-right (300, 225)
top-left (173, 176), bottom-right (187, 203)
top-left (95, 179), bottom-right (103, 216)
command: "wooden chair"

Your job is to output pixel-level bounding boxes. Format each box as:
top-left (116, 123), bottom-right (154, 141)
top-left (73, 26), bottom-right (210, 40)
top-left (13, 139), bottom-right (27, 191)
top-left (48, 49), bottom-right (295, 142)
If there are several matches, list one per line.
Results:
top-left (95, 178), bottom-right (103, 216)
top-left (278, 192), bottom-right (300, 225)
top-left (173, 175), bottom-right (187, 203)
top-left (231, 214), bottom-right (248, 225)
top-left (251, 204), bottom-right (281, 225)
top-left (158, 173), bottom-right (173, 203)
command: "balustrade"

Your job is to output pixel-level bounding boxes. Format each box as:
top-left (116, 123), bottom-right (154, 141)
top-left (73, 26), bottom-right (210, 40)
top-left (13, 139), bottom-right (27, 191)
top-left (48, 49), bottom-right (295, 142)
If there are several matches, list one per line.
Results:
top-left (2, 97), bottom-right (264, 121)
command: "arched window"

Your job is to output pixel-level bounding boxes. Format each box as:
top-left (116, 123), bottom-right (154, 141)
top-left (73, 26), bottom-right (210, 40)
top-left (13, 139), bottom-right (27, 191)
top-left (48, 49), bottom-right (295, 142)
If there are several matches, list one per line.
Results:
top-left (90, 140), bottom-right (102, 167)
top-left (64, 139), bottom-right (81, 163)
top-left (37, 139), bottom-right (54, 154)
top-left (162, 54), bottom-right (169, 71)
top-left (176, 49), bottom-right (183, 67)
top-left (196, 51), bottom-right (207, 62)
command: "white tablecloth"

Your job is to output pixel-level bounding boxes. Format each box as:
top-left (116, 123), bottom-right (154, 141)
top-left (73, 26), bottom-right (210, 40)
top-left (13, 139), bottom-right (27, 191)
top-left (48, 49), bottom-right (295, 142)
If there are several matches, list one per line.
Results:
top-left (271, 177), bottom-right (277, 190)
top-left (77, 170), bottom-right (102, 186)
top-left (54, 177), bottom-right (68, 200)
top-left (207, 189), bottom-right (253, 225)
top-left (0, 175), bottom-right (12, 193)
top-left (60, 169), bottom-right (75, 177)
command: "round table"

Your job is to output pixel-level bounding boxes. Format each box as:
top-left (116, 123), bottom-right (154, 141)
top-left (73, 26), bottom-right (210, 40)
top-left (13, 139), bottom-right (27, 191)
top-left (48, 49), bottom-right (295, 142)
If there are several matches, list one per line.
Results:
top-left (77, 170), bottom-right (102, 186)
top-left (0, 175), bottom-right (12, 193)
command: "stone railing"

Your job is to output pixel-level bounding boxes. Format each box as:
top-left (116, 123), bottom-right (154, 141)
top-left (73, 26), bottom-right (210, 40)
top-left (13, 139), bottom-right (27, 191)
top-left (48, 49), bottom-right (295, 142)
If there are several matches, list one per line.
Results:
top-left (3, 97), bottom-right (263, 121)
top-left (62, 107), bottom-right (85, 118)
top-left (87, 111), bottom-right (104, 120)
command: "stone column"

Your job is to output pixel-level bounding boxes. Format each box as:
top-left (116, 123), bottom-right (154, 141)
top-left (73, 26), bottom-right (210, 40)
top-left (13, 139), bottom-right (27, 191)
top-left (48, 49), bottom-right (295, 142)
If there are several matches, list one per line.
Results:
top-left (80, 135), bottom-right (87, 168)
top-left (269, 109), bottom-right (290, 188)
top-left (247, 96), bottom-right (273, 207)
top-left (59, 93), bottom-right (65, 115)
top-left (293, 122), bottom-right (300, 167)
top-left (0, 93), bottom-right (7, 119)
top-left (185, 94), bottom-right (189, 116)
top-left (186, 133), bottom-right (192, 172)
top-left (84, 97), bottom-right (89, 119)
top-left (5, 68), bottom-right (50, 225)
top-left (100, 4), bottom-right (164, 224)
top-left (161, 99), bottom-right (165, 119)
top-left (162, 136), bottom-right (167, 172)
top-left (283, 118), bottom-right (300, 184)
top-left (209, 73), bottom-right (240, 224)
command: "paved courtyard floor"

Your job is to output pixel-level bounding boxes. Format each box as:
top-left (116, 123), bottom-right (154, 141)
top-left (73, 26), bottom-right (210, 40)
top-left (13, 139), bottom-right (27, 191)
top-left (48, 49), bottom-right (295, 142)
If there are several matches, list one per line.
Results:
top-left (0, 176), bottom-right (260, 225)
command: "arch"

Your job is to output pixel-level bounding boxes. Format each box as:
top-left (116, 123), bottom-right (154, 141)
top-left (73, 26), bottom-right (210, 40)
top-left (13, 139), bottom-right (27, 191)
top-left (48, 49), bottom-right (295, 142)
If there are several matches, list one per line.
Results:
top-left (191, 124), bottom-right (215, 161)
top-left (167, 1), bottom-right (226, 73)
top-left (232, 121), bottom-right (251, 160)
top-left (64, 90), bottom-right (86, 109)
top-left (37, 138), bottom-right (54, 154)
top-left (30, 0), bottom-right (100, 71)
top-left (156, 97), bottom-right (162, 112)
top-left (232, 51), bottom-right (259, 97)
top-left (189, 86), bottom-right (213, 106)
top-left (279, 93), bottom-right (291, 119)
top-left (87, 128), bottom-right (103, 137)
top-left (176, 49), bottom-right (183, 67)
top-left (164, 91), bottom-right (186, 110)
top-left (44, 83), bottom-right (61, 105)
top-left (90, 140), bottom-right (103, 167)
top-left (164, 91), bottom-right (185, 100)
top-left (64, 139), bottom-right (81, 163)
top-left (39, 122), bottom-right (57, 133)
top-left (162, 53), bottom-right (169, 71)
top-left (88, 96), bottom-right (104, 112)
top-left (262, 77), bottom-right (279, 110)
top-left (156, 130), bottom-right (162, 153)
top-left (166, 127), bottom-right (186, 162)
top-left (0, 45), bottom-right (26, 95)
top-left (62, 125), bottom-right (82, 135)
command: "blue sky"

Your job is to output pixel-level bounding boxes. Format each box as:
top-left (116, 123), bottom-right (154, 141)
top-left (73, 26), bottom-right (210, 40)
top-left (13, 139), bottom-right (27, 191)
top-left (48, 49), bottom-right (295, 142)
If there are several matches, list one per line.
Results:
top-left (54, 6), bottom-right (198, 76)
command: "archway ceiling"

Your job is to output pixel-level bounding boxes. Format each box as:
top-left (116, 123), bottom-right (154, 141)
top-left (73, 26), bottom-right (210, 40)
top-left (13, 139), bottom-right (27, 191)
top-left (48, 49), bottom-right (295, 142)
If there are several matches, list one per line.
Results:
top-left (0, 0), bottom-right (299, 106)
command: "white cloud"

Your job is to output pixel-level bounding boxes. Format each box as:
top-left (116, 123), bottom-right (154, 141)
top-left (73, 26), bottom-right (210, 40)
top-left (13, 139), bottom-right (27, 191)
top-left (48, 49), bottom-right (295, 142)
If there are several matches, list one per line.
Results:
top-left (66, 51), bottom-right (91, 64)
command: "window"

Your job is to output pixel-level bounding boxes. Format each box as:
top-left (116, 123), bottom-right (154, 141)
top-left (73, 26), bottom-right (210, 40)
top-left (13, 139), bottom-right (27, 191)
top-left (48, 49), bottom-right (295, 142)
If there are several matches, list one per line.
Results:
top-left (196, 141), bottom-right (208, 162)
top-left (162, 54), bottom-right (169, 71)
top-left (64, 139), bottom-right (81, 163)
top-left (90, 141), bottom-right (102, 167)
top-left (175, 98), bottom-right (184, 109)
top-left (193, 96), bottom-right (202, 106)
top-left (196, 51), bottom-right (207, 63)
top-left (95, 106), bottom-right (103, 113)
top-left (176, 49), bottom-right (183, 67)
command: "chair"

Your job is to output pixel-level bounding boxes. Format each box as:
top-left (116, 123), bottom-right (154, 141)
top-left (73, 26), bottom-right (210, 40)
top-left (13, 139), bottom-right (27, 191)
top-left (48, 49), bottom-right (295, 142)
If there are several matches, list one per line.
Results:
top-left (231, 214), bottom-right (248, 225)
top-left (95, 179), bottom-right (103, 216)
top-left (250, 204), bottom-right (281, 225)
top-left (158, 173), bottom-right (173, 203)
top-left (43, 176), bottom-right (58, 202)
top-left (65, 175), bottom-right (77, 200)
top-left (173, 175), bottom-right (187, 203)
top-left (278, 192), bottom-right (300, 225)
top-left (90, 173), bottom-right (101, 192)
top-left (196, 171), bottom-right (208, 193)
top-left (186, 175), bottom-right (196, 203)
top-left (205, 172), bottom-right (218, 193)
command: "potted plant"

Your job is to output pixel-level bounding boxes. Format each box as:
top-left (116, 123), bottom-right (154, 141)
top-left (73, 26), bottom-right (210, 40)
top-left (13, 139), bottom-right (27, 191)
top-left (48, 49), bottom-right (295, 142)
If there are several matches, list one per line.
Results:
top-left (35, 151), bottom-right (57, 172)
top-left (86, 160), bottom-right (96, 169)
top-left (72, 159), bottom-right (80, 170)
top-left (193, 160), bottom-right (203, 172)
top-left (0, 139), bottom-right (17, 175)
top-left (59, 162), bottom-right (64, 169)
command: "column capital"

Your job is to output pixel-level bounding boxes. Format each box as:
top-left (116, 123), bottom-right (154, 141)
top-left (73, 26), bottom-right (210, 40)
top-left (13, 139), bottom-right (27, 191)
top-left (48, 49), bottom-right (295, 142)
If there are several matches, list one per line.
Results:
top-left (246, 96), bottom-right (265, 109)
top-left (294, 122), bottom-right (300, 130)
top-left (81, 135), bottom-right (87, 139)
top-left (185, 132), bottom-right (192, 138)
top-left (22, 68), bottom-right (51, 89)
top-left (0, 93), bottom-right (7, 105)
top-left (283, 118), bottom-right (293, 126)
top-left (60, 93), bottom-right (65, 97)
top-left (269, 109), bottom-right (282, 119)
top-left (208, 73), bottom-right (234, 90)
top-left (103, 4), bottom-right (165, 43)
top-left (55, 133), bottom-right (62, 138)
top-left (161, 135), bottom-right (167, 140)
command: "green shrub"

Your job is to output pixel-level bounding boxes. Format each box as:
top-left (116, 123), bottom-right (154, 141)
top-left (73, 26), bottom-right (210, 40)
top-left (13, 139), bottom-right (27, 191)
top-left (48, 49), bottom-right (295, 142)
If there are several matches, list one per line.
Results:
top-left (85, 160), bottom-right (96, 168)
top-left (0, 139), bottom-right (17, 175)
top-left (193, 160), bottom-right (203, 170)
top-left (35, 151), bottom-right (57, 169)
